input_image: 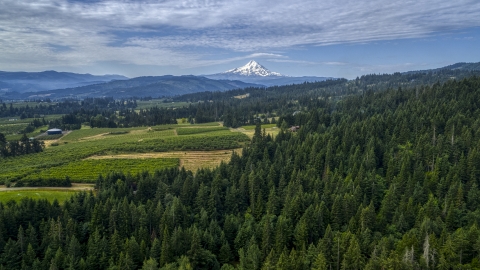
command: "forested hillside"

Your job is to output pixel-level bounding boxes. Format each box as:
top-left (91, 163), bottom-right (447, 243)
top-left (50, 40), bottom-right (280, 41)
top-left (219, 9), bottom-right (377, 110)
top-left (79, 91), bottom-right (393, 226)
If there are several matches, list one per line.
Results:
top-left (1, 76), bottom-right (480, 269)
top-left (4, 67), bottom-right (480, 132)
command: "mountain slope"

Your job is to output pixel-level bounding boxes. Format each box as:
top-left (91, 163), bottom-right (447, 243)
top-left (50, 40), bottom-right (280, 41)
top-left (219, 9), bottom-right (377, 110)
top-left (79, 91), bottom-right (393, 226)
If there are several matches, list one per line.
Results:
top-left (7, 75), bottom-right (262, 99)
top-left (404, 61), bottom-right (480, 74)
top-left (0, 71), bottom-right (128, 93)
top-left (222, 60), bottom-right (283, 77)
top-left (205, 60), bottom-right (331, 86)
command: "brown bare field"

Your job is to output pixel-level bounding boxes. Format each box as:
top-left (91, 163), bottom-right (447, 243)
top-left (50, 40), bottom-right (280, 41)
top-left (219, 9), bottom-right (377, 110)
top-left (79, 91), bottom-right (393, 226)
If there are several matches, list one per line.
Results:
top-left (85, 149), bottom-right (242, 171)
top-left (233, 93), bottom-right (250, 99)
top-left (43, 140), bottom-right (59, 147)
top-left (43, 131), bottom-right (72, 147)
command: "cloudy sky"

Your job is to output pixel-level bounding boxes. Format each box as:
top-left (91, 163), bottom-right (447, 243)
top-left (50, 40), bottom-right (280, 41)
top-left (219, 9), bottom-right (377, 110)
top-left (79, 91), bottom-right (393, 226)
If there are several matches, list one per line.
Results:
top-left (1, 0), bottom-right (480, 79)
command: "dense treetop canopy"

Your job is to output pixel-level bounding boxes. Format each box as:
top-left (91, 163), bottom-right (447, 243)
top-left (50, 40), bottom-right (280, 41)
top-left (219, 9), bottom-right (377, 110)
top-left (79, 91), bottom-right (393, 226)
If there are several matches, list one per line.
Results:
top-left (2, 74), bottom-right (480, 269)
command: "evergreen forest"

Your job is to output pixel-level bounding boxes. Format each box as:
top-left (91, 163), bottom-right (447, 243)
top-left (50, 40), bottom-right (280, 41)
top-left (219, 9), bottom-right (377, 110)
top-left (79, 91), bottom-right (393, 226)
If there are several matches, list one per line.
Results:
top-left (2, 75), bottom-right (480, 269)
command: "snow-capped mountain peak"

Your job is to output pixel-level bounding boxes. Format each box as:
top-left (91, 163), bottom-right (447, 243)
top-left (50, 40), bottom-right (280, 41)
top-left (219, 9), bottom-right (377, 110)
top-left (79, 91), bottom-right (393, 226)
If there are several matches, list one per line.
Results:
top-left (222, 60), bottom-right (284, 77)
top-left (204, 60), bottom-right (331, 86)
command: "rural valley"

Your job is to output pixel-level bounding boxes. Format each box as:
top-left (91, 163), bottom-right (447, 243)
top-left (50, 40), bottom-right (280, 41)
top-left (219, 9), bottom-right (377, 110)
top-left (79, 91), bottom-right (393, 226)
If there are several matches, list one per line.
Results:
top-left (2, 0), bottom-right (480, 269)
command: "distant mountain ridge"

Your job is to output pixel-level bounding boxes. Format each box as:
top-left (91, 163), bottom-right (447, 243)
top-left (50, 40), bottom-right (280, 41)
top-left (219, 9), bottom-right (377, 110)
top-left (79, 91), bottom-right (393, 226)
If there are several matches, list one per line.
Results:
top-left (0, 70), bottom-right (128, 93)
top-left (4, 75), bottom-right (262, 100)
top-left (205, 60), bottom-right (331, 86)
top-left (441, 62), bottom-right (480, 71)
top-left (404, 62), bottom-right (480, 74)
top-left (3, 61), bottom-right (480, 101)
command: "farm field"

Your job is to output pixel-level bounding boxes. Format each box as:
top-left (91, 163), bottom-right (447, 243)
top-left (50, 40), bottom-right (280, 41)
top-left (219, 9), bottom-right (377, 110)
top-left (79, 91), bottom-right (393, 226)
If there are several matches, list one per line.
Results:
top-left (0, 122), bottom-right (28, 136)
top-left (0, 190), bottom-right (80, 203)
top-left (6, 125), bottom-right (51, 141)
top-left (0, 123), bottom-right (250, 185)
top-left (176, 126), bottom-right (229, 135)
top-left (0, 114), bottom-right (63, 139)
top-left (23, 158), bottom-right (180, 183)
top-left (0, 114), bottom-right (63, 125)
top-left (87, 148), bottom-right (242, 172)
top-left (234, 123), bottom-right (280, 138)
top-left (136, 99), bottom-right (190, 109)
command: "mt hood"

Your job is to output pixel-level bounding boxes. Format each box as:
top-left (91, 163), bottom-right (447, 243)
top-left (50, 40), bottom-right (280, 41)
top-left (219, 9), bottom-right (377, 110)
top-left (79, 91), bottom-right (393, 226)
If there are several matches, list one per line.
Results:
top-left (205, 60), bottom-right (331, 86)
top-left (222, 60), bottom-right (284, 77)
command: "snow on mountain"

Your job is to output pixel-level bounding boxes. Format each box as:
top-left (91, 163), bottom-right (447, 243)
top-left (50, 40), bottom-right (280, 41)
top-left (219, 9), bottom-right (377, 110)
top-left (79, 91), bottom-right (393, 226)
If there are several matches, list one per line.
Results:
top-left (204, 60), bottom-right (331, 86)
top-left (221, 60), bottom-right (284, 77)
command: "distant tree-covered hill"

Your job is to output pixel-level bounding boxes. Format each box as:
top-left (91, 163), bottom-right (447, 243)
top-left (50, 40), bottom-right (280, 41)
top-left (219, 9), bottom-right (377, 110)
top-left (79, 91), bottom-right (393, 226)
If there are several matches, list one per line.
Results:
top-left (3, 61), bottom-right (480, 101)
top-left (0, 70), bottom-right (127, 93)
top-left (3, 76), bottom-right (262, 100)
top-left (405, 61), bottom-right (480, 74)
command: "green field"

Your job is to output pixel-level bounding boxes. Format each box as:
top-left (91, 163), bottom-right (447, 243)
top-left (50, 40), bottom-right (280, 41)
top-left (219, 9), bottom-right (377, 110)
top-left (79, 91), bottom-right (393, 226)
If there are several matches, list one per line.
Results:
top-left (0, 114), bottom-right (63, 139)
top-left (241, 123), bottom-right (277, 130)
top-left (0, 114), bottom-right (62, 125)
top-left (176, 126), bottom-right (228, 135)
top-left (61, 126), bottom-right (156, 141)
top-left (23, 158), bottom-right (179, 182)
top-left (0, 124), bottom-right (250, 184)
top-left (189, 122), bottom-right (222, 126)
top-left (5, 125), bottom-right (50, 141)
top-left (37, 133), bottom-right (64, 140)
top-left (136, 99), bottom-right (190, 110)
top-left (0, 123), bottom-right (28, 136)
top-left (0, 190), bottom-right (78, 203)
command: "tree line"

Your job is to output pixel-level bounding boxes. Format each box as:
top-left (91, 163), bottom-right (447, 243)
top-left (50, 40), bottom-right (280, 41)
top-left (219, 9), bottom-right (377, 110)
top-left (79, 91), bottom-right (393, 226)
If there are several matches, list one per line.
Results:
top-left (0, 98), bottom-right (137, 118)
top-left (0, 133), bottom-right (44, 158)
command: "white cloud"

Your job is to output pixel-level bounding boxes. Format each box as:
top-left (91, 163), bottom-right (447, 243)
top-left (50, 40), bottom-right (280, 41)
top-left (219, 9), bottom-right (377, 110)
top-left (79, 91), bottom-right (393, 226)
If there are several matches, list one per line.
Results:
top-left (0, 0), bottom-right (480, 71)
top-left (266, 59), bottom-right (317, 65)
top-left (321, 62), bottom-right (348, 66)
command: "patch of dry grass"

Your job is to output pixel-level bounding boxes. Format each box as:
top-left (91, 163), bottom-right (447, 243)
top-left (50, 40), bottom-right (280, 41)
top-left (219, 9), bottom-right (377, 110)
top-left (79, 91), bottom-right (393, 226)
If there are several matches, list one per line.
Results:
top-left (233, 93), bottom-right (250, 99)
top-left (231, 126), bottom-right (280, 139)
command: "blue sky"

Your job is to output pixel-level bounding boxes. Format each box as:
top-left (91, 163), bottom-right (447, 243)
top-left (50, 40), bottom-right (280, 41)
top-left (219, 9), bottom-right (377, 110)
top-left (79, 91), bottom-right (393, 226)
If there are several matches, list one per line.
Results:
top-left (1, 0), bottom-right (480, 79)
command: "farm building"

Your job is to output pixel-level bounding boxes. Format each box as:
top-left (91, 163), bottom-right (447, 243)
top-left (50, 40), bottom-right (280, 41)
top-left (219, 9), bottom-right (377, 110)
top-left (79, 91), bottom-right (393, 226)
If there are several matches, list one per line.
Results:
top-left (290, 126), bottom-right (300, 132)
top-left (47, 128), bottom-right (62, 135)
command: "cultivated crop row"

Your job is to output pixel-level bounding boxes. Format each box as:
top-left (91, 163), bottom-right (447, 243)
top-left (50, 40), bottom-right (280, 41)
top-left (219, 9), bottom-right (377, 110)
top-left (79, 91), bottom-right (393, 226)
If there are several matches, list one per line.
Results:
top-left (20, 158), bottom-right (179, 183)
top-left (176, 126), bottom-right (227, 135)
top-left (0, 127), bottom-right (250, 183)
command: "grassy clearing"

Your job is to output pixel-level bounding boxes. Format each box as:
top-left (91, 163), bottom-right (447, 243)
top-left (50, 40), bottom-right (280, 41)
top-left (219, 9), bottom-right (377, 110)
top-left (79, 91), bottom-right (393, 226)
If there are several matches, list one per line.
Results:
top-left (61, 126), bottom-right (152, 141)
top-left (233, 124), bottom-right (280, 138)
top-left (233, 93), bottom-right (250, 99)
top-left (0, 190), bottom-right (78, 204)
